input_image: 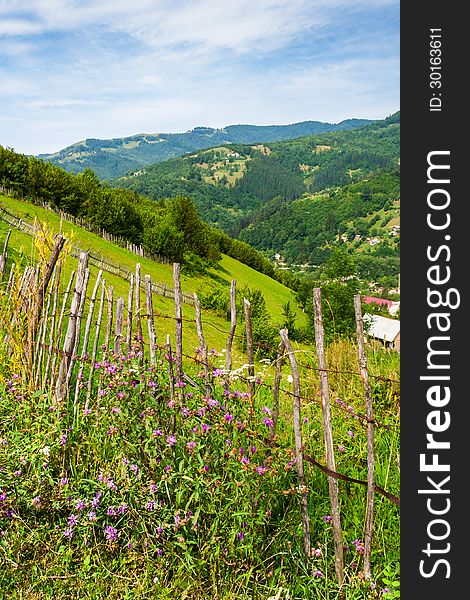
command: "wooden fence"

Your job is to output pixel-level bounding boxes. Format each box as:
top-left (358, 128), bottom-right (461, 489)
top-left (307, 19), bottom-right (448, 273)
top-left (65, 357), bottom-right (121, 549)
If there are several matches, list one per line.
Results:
top-left (0, 233), bottom-right (400, 584)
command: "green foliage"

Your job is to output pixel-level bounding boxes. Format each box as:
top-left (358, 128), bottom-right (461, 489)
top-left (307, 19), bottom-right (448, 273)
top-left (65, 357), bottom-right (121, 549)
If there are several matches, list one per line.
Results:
top-left (297, 248), bottom-right (361, 344)
top-left (38, 118), bottom-right (374, 180)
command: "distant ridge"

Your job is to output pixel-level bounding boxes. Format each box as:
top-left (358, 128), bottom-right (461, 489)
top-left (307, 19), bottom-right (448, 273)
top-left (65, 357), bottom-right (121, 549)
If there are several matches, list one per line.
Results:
top-left (37, 118), bottom-right (374, 180)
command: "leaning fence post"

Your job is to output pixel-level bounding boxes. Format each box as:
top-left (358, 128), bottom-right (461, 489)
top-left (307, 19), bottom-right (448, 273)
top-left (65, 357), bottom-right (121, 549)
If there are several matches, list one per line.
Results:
top-left (145, 275), bottom-right (157, 367)
top-left (279, 328), bottom-right (311, 560)
top-left (313, 288), bottom-right (344, 584)
top-left (166, 334), bottom-right (176, 433)
top-left (85, 279), bottom-right (106, 409)
top-left (194, 292), bottom-right (211, 398)
top-left (269, 341), bottom-right (285, 445)
top-left (114, 297), bottom-right (124, 356)
top-left (0, 228), bottom-right (12, 277)
top-left (55, 252), bottom-right (88, 403)
top-left (134, 263), bottom-right (143, 357)
top-left (225, 280), bottom-right (237, 384)
top-left (49, 270), bottom-right (75, 388)
top-left (126, 274), bottom-right (134, 349)
top-left (103, 285), bottom-right (113, 359)
top-left (173, 263), bottom-right (183, 381)
top-left (354, 294), bottom-right (375, 580)
top-left (243, 298), bottom-right (255, 396)
top-left (74, 270), bottom-right (103, 408)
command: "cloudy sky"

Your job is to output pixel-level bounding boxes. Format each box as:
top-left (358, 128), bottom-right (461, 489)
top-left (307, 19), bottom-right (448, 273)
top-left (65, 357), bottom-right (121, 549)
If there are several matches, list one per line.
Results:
top-left (0, 0), bottom-right (399, 155)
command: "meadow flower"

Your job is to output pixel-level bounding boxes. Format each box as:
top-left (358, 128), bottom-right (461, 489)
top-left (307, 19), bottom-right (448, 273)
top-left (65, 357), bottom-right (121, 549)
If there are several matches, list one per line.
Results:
top-left (76, 500), bottom-right (85, 511)
top-left (106, 478), bottom-right (117, 492)
top-left (338, 445), bottom-right (346, 453)
top-left (314, 548), bottom-right (322, 557)
top-left (224, 413), bottom-right (233, 423)
top-left (322, 515), bottom-right (332, 523)
top-left (146, 500), bottom-right (157, 511)
top-left (201, 423), bottom-right (211, 432)
top-left (63, 528), bottom-right (74, 539)
top-left (88, 511), bottom-right (97, 521)
top-left (167, 435), bottom-right (177, 447)
top-left (262, 417), bottom-right (274, 428)
top-left (153, 429), bottom-right (163, 437)
top-left (241, 457), bottom-right (250, 465)
top-left (60, 434), bottom-right (67, 446)
top-left (256, 466), bottom-right (267, 476)
top-left (68, 514), bottom-right (79, 527)
top-left (32, 496), bottom-right (41, 509)
top-left (105, 525), bottom-right (118, 542)
top-left (236, 531), bottom-right (245, 541)
top-left (262, 406), bottom-right (272, 416)
top-left (347, 430), bottom-right (354, 437)
top-left (313, 569), bottom-right (323, 578)
top-left (187, 441), bottom-right (196, 451)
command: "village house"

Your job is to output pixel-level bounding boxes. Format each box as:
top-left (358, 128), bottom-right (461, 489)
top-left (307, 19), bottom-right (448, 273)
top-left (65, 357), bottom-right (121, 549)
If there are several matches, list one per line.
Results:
top-left (363, 314), bottom-right (400, 352)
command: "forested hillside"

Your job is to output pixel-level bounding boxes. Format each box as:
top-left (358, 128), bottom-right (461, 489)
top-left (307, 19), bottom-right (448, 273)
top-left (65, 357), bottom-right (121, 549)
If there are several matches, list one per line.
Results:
top-left (110, 112), bottom-right (400, 283)
top-left (0, 145), bottom-right (297, 290)
top-left (37, 118), bottom-right (373, 180)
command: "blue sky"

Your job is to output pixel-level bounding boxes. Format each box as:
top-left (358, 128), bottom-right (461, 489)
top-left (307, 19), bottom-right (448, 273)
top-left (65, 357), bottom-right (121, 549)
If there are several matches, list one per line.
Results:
top-left (0, 0), bottom-right (399, 155)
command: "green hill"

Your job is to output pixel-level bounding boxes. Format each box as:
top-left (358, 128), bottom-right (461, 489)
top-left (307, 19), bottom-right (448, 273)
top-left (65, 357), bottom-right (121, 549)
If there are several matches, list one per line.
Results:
top-left (0, 194), bottom-right (306, 363)
top-left (37, 118), bottom-right (373, 180)
top-left (109, 112), bottom-right (400, 282)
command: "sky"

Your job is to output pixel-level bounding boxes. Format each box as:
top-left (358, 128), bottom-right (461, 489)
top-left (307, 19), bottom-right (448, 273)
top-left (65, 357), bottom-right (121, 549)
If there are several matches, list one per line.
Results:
top-left (0, 0), bottom-right (399, 156)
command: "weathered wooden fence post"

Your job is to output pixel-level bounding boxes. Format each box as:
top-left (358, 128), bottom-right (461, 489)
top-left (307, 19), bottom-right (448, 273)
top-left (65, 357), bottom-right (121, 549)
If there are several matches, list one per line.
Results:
top-left (194, 292), bottom-right (211, 398)
top-left (103, 285), bottom-right (113, 358)
top-left (313, 288), bottom-right (344, 584)
top-left (279, 328), bottom-right (311, 560)
top-left (145, 275), bottom-right (157, 367)
top-left (126, 274), bottom-right (134, 349)
top-left (225, 280), bottom-right (237, 385)
top-left (243, 297), bottom-right (255, 396)
top-left (114, 297), bottom-right (124, 355)
top-left (55, 252), bottom-right (89, 403)
top-left (0, 228), bottom-right (12, 277)
top-left (85, 279), bottom-right (107, 409)
top-left (269, 341), bottom-right (285, 444)
top-left (134, 263), bottom-right (143, 356)
top-left (74, 270), bottom-right (103, 407)
top-left (49, 270), bottom-right (75, 388)
top-left (354, 294), bottom-right (375, 580)
top-left (173, 263), bottom-right (183, 381)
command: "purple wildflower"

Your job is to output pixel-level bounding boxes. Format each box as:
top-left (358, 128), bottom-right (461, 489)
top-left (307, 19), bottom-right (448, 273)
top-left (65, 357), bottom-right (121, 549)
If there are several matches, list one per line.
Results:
top-left (68, 514), bottom-right (79, 527)
top-left (322, 515), bottom-right (332, 523)
top-left (236, 531), bottom-right (245, 541)
top-left (63, 528), bottom-right (74, 539)
top-left (224, 413), bottom-right (233, 423)
top-left (105, 525), bottom-right (118, 542)
top-left (167, 435), bottom-right (177, 447)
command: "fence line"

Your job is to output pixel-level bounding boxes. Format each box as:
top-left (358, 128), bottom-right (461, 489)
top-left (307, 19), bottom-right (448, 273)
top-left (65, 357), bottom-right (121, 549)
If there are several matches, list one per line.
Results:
top-left (0, 236), bottom-right (400, 582)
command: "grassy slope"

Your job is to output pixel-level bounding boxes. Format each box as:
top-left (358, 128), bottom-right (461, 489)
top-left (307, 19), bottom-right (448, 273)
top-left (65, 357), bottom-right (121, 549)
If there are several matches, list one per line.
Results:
top-left (0, 194), bottom-right (305, 368)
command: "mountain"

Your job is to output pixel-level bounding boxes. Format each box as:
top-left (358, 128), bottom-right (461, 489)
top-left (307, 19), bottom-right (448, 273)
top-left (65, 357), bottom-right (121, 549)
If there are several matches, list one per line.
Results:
top-left (109, 111), bottom-right (400, 284)
top-left (37, 118), bottom-right (374, 180)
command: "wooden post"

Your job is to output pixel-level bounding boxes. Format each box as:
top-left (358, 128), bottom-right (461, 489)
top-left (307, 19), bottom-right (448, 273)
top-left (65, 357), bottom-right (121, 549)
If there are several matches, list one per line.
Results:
top-left (166, 334), bottom-right (176, 433)
top-left (173, 263), bottom-right (183, 381)
top-left (134, 263), bottom-right (143, 356)
top-left (114, 297), bottom-right (124, 355)
top-left (55, 252), bottom-right (88, 403)
top-left (74, 270), bottom-right (102, 406)
top-left (243, 298), bottom-right (255, 396)
top-left (354, 294), bottom-right (375, 580)
top-left (225, 280), bottom-right (237, 379)
top-left (194, 293), bottom-right (211, 398)
top-left (0, 228), bottom-right (12, 277)
top-left (29, 235), bottom-right (66, 350)
top-left (313, 288), bottom-right (344, 584)
top-left (43, 262), bottom-right (61, 389)
top-left (34, 268), bottom-right (56, 388)
top-left (279, 328), bottom-right (311, 560)
top-left (103, 285), bottom-right (113, 359)
top-left (269, 341), bottom-right (285, 444)
top-left (49, 270), bottom-right (75, 388)
top-left (145, 275), bottom-right (157, 367)
top-left (65, 267), bottom-right (90, 386)
top-left (85, 279), bottom-right (106, 409)
top-left (126, 274), bottom-right (134, 349)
